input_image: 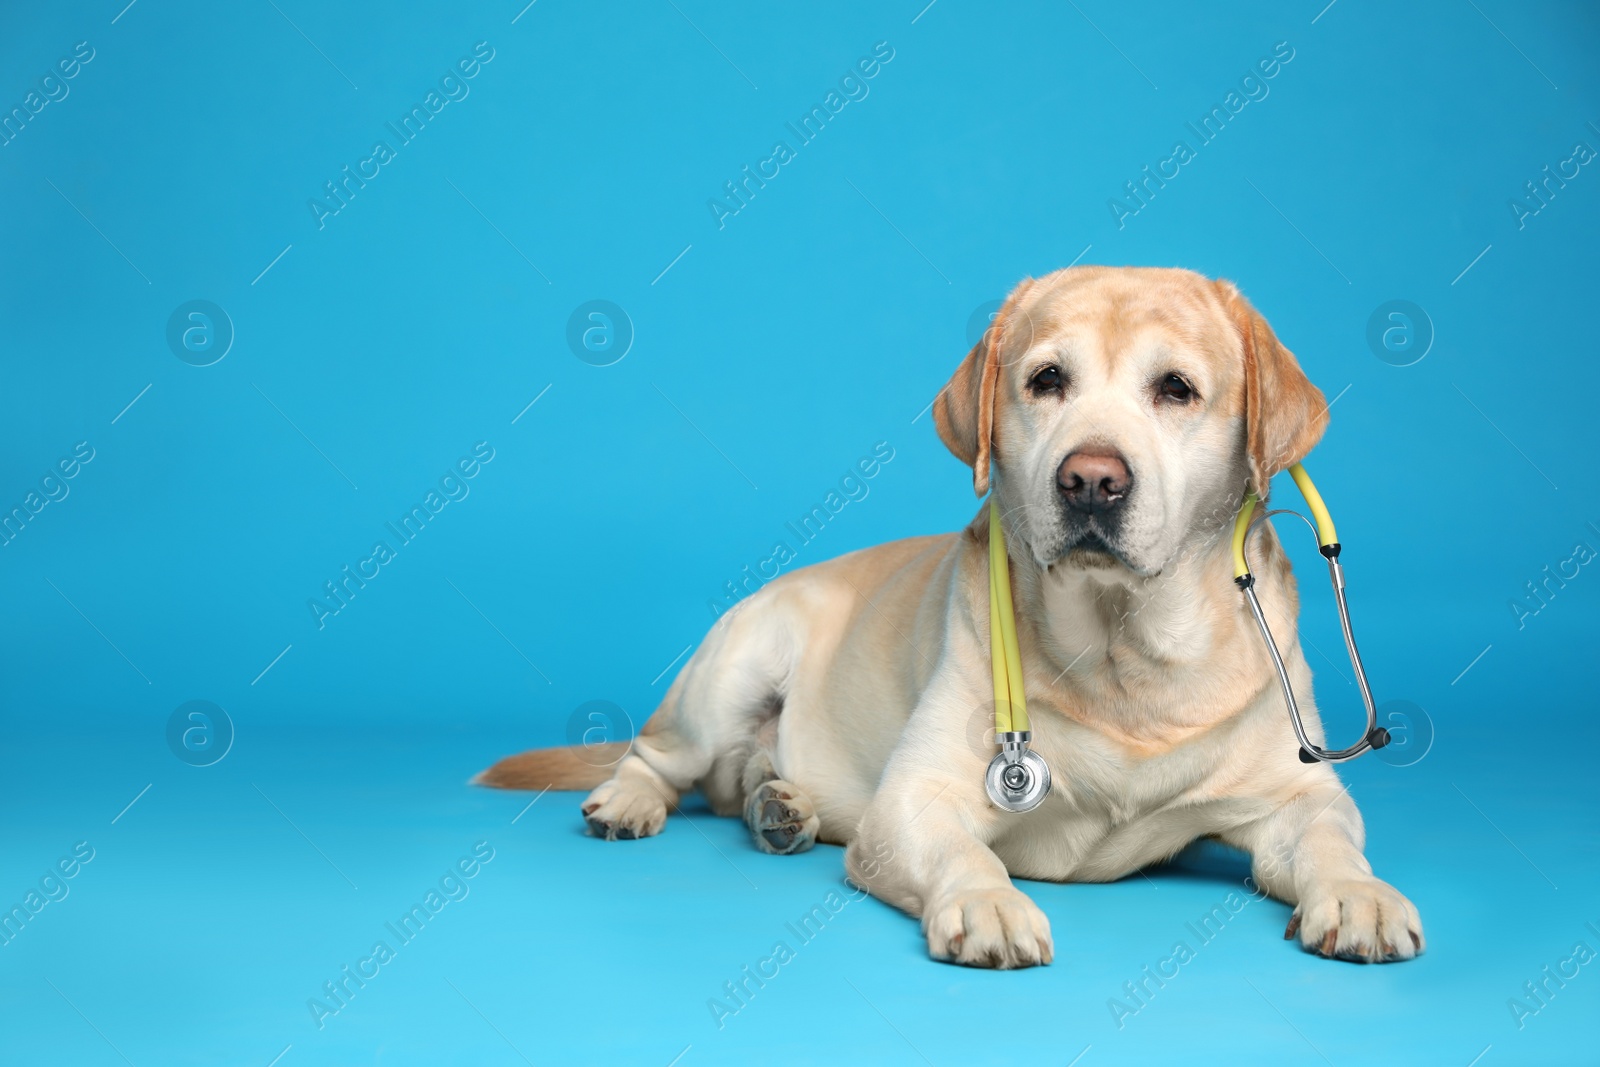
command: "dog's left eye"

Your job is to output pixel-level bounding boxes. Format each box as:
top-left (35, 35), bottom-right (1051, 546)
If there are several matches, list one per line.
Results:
top-left (1159, 373), bottom-right (1194, 402)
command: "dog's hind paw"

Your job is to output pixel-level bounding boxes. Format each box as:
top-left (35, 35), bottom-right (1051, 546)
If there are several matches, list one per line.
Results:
top-left (743, 780), bottom-right (821, 855)
top-left (580, 778), bottom-right (667, 841)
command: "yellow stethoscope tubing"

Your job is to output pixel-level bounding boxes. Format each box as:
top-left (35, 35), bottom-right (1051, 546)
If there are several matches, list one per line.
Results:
top-left (1289, 463), bottom-right (1338, 549)
top-left (1232, 461), bottom-right (1337, 579)
top-left (989, 502), bottom-right (1029, 735)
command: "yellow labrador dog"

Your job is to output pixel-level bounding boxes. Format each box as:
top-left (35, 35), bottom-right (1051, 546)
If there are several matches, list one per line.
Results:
top-left (480, 266), bottom-right (1424, 968)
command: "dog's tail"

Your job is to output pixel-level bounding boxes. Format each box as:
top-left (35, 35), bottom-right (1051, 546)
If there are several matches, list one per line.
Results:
top-left (472, 742), bottom-right (630, 791)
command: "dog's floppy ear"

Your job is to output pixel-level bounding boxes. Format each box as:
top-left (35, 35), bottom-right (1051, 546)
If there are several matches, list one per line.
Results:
top-left (933, 279), bottom-right (1035, 496)
top-left (1214, 280), bottom-right (1328, 497)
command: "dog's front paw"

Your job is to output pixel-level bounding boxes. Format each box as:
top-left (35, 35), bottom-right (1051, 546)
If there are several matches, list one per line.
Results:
top-left (580, 779), bottom-right (667, 841)
top-left (1286, 877), bottom-right (1424, 963)
top-left (924, 887), bottom-right (1053, 969)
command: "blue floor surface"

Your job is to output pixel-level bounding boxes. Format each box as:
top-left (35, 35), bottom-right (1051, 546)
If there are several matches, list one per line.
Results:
top-left (5, 677), bottom-right (1597, 1066)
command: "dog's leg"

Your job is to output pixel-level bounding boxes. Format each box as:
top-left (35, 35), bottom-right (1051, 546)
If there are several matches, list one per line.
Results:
top-left (582, 601), bottom-right (792, 841)
top-left (1222, 781), bottom-right (1424, 962)
top-left (846, 721), bottom-right (1052, 970)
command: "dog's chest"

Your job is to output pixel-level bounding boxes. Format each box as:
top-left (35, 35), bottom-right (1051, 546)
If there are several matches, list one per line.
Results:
top-left (989, 713), bottom-right (1257, 879)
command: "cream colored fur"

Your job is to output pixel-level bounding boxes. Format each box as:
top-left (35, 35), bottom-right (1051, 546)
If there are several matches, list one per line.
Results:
top-left (481, 266), bottom-right (1423, 968)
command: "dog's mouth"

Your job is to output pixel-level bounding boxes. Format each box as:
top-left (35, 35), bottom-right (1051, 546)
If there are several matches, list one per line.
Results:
top-left (1057, 527), bottom-right (1128, 569)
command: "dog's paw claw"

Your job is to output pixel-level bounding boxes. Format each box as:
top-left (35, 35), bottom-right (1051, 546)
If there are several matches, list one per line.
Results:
top-left (744, 780), bottom-right (820, 855)
top-left (925, 887), bottom-right (1052, 970)
top-left (1293, 877), bottom-right (1424, 963)
top-left (579, 780), bottom-right (667, 841)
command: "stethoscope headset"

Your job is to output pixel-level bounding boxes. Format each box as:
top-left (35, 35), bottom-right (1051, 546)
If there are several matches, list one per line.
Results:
top-left (983, 461), bottom-right (1391, 814)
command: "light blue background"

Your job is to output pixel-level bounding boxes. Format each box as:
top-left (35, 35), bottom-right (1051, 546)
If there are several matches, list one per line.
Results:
top-left (2, 1), bottom-right (1596, 1064)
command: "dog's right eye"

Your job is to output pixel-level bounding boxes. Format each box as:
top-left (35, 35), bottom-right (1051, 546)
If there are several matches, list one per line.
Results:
top-left (1029, 365), bottom-right (1065, 395)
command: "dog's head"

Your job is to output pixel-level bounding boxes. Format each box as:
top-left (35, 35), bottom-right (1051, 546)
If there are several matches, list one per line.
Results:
top-left (934, 266), bottom-right (1327, 576)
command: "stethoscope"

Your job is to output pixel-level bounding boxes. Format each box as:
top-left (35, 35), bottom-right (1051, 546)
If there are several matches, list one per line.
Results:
top-left (983, 461), bottom-right (1390, 814)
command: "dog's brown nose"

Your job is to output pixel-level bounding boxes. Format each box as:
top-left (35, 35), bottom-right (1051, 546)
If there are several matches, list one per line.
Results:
top-left (1057, 450), bottom-right (1131, 513)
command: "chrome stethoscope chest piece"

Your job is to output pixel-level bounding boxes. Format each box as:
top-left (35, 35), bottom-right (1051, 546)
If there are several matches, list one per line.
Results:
top-left (985, 731), bottom-right (1052, 813)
